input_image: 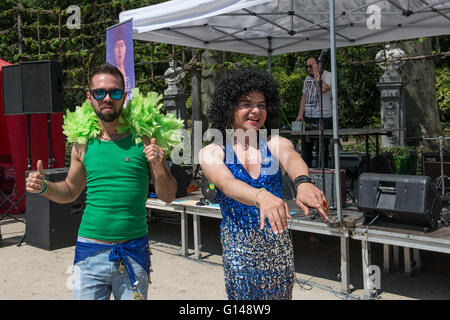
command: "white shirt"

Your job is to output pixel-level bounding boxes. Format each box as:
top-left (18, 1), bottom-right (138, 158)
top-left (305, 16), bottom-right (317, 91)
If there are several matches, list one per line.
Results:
top-left (302, 70), bottom-right (332, 118)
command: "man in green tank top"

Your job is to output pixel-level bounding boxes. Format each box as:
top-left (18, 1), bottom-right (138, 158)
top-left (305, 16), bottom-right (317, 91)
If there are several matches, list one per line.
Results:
top-left (25, 63), bottom-right (177, 300)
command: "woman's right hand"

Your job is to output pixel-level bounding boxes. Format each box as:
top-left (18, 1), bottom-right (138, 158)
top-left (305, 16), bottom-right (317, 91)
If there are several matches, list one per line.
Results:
top-left (256, 189), bottom-right (291, 234)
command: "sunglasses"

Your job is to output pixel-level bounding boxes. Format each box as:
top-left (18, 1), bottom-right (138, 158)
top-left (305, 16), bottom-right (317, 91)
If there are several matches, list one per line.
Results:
top-left (90, 88), bottom-right (124, 101)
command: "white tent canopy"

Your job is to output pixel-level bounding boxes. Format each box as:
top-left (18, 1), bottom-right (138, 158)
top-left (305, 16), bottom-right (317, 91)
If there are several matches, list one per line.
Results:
top-left (119, 0), bottom-right (449, 230)
top-left (120, 0), bottom-right (450, 57)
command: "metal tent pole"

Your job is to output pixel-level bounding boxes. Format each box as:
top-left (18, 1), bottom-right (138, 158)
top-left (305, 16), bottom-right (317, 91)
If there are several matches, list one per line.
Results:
top-left (329, 0), bottom-right (342, 223)
top-left (267, 36), bottom-right (272, 74)
top-left (329, 0), bottom-right (349, 294)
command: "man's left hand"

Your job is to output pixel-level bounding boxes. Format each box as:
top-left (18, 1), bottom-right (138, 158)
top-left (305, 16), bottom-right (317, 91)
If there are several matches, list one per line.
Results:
top-left (144, 137), bottom-right (165, 166)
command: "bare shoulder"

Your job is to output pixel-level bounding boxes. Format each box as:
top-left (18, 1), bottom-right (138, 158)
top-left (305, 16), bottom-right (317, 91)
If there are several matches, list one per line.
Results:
top-left (199, 143), bottom-right (224, 160)
top-left (267, 134), bottom-right (294, 151)
top-left (72, 143), bottom-right (87, 163)
top-left (201, 142), bottom-right (223, 152)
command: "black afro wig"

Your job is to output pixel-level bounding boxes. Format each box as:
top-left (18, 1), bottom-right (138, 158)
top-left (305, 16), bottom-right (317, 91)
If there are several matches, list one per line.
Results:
top-left (207, 68), bottom-right (281, 136)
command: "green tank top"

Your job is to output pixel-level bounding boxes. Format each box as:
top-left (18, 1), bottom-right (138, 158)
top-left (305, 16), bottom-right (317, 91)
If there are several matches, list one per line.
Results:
top-left (78, 134), bottom-right (150, 241)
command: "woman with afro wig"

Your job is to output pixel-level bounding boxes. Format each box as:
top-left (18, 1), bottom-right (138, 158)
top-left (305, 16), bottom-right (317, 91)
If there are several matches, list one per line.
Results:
top-left (199, 68), bottom-right (329, 300)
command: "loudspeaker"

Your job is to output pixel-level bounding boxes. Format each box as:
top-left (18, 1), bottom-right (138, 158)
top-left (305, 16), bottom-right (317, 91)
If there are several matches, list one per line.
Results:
top-left (200, 173), bottom-right (217, 203)
top-left (25, 168), bottom-right (85, 250)
top-left (357, 173), bottom-right (442, 230)
top-left (310, 169), bottom-right (346, 210)
top-left (2, 60), bottom-right (63, 115)
top-left (148, 163), bottom-right (192, 198)
top-left (169, 162), bottom-right (192, 198)
top-left (422, 152), bottom-right (450, 183)
top-left (339, 152), bottom-right (365, 176)
top-left (2, 64), bottom-right (23, 115)
top-left (359, 152), bottom-right (397, 175)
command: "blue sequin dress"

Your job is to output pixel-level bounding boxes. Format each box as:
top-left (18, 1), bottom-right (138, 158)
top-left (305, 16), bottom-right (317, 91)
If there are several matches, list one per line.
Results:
top-left (215, 141), bottom-right (295, 300)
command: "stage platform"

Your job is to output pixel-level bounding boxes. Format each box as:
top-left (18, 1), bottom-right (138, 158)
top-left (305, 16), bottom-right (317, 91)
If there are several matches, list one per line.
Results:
top-left (146, 190), bottom-right (450, 299)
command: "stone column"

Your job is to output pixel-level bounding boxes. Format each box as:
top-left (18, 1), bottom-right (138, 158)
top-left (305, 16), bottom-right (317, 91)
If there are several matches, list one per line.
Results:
top-left (376, 45), bottom-right (405, 147)
top-left (163, 59), bottom-right (188, 129)
top-left (163, 90), bottom-right (189, 129)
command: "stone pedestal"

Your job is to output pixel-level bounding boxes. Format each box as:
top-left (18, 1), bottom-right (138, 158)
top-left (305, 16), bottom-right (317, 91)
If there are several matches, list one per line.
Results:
top-left (163, 88), bottom-right (188, 129)
top-left (163, 59), bottom-right (188, 129)
top-left (376, 45), bottom-right (405, 147)
top-left (377, 69), bottom-right (404, 147)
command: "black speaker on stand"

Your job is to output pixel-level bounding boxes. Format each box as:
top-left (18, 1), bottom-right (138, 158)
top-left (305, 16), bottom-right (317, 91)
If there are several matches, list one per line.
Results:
top-left (2, 60), bottom-right (64, 246)
top-left (2, 60), bottom-right (64, 167)
top-left (357, 173), bottom-right (442, 232)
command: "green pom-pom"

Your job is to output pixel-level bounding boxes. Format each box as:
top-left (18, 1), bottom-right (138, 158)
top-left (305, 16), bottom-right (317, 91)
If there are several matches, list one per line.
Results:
top-left (118, 88), bottom-right (184, 151)
top-left (62, 100), bottom-right (101, 144)
top-left (63, 88), bottom-right (184, 150)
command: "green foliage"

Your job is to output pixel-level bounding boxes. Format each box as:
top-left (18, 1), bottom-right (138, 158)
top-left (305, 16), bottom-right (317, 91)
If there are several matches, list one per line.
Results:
top-left (335, 45), bottom-right (384, 129)
top-left (341, 139), bottom-right (415, 159)
top-left (436, 67), bottom-right (450, 121)
top-left (0, 0), bottom-right (181, 115)
top-left (0, 1), bottom-right (448, 132)
top-left (342, 142), bottom-right (417, 174)
top-left (273, 71), bottom-right (306, 127)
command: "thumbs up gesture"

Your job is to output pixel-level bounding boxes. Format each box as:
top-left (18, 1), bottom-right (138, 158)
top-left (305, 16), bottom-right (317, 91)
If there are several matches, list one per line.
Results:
top-left (143, 137), bottom-right (165, 165)
top-left (26, 160), bottom-right (47, 194)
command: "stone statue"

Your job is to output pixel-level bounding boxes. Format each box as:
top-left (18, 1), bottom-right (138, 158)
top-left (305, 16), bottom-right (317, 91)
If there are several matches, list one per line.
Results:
top-left (375, 44), bottom-right (405, 71)
top-left (164, 59), bottom-right (186, 95)
top-left (163, 59), bottom-right (188, 129)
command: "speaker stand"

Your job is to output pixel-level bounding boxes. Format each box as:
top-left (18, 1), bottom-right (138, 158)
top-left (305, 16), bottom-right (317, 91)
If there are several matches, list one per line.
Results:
top-left (423, 136), bottom-right (450, 201)
top-left (47, 114), bottom-right (54, 169)
top-left (434, 136), bottom-right (450, 200)
top-left (16, 115), bottom-right (33, 247)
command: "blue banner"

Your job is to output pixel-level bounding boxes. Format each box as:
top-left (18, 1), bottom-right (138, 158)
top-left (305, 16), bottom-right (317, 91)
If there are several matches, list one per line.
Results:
top-left (106, 19), bottom-right (135, 103)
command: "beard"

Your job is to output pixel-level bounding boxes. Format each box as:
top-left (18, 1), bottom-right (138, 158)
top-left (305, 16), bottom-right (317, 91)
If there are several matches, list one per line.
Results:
top-left (94, 103), bottom-right (122, 122)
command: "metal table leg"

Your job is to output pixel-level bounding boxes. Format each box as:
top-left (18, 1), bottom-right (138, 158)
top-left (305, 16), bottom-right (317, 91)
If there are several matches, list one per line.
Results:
top-left (383, 244), bottom-right (390, 272)
top-left (413, 249), bottom-right (422, 271)
top-left (404, 247), bottom-right (412, 276)
top-left (193, 214), bottom-right (202, 260)
top-left (340, 235), bottom-right (350, 293)
top-left (362, 239), bottom-right (374, 299)
top-left (393, 245), bottom-right (399, 267)
top-left (179, 209), bottom-right (189, 256)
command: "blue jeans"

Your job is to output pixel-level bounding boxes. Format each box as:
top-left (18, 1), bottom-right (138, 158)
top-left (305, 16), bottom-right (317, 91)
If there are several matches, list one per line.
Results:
top-left (72, 236), bottom-right (150, 300)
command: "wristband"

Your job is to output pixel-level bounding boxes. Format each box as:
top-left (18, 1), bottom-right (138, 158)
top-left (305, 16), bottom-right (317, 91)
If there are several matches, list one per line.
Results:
top-left (39, 179), bottom-right (49, 196)
top-left (293, 175), bottom-right (314, 190)
top-left (253, 188), bottom-right (266, 207)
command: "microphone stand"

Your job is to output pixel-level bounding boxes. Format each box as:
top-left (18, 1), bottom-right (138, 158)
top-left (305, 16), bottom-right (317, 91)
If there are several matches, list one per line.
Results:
top-left (317, 60), bottom-right (326, 202)
top-left (16, 115), bottom-right (32, 247)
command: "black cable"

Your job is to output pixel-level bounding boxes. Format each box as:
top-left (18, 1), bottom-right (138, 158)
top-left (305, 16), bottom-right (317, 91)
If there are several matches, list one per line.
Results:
top-left (288, 213), bottom-right (361, 300)
top-left (150, 216), bottom-right (363, 300)
top-left (361, 213), bottom-right (381, 300)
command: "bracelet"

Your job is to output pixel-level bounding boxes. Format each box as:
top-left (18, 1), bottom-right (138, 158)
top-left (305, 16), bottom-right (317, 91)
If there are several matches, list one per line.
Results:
top-left (293, 175), bottom-right (314, 190)
top-left (39, 179), bottom-right (49, 196)
top-left (253, 188), bottom-right (266, 208)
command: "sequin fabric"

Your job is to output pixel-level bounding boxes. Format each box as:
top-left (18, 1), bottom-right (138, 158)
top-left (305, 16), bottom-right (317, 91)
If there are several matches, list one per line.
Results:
top-left (215, 141), bottom-right (295, 300)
